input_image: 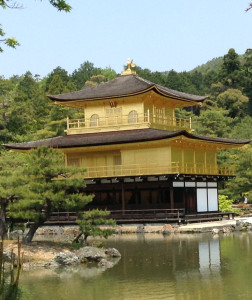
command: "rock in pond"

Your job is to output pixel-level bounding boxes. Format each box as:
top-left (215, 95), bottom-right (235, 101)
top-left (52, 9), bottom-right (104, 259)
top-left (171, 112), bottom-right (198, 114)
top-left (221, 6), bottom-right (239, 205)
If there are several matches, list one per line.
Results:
top-left (162, 224), bottom-right (175, 234)
top-left (53, 252), bottom-right (80, 265)
top-left (76, 246), bottom-right (106, 261)
top-left (137, 224), bottom-right (145, 233)
top-left (105, 248), bottom-right (121, 258)
top-left (212, 228), bottom-right (221, 234)
top-left (98, 259), bottom-right (114, 268)
top-left (3, 250), bottom-right (17, 263)
top-left (223, 226), bottom-right (233, 234)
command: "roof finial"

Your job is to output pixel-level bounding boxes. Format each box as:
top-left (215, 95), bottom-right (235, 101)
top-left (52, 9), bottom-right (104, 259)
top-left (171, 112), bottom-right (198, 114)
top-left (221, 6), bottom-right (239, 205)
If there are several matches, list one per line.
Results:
top-left (121, 58), bottom-right (136, 75)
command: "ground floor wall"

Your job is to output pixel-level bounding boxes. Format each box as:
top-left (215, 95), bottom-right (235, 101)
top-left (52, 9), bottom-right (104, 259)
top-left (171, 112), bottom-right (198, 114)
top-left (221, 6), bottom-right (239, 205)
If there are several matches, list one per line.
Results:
top-left (84, 179), bottom-right (219, 214)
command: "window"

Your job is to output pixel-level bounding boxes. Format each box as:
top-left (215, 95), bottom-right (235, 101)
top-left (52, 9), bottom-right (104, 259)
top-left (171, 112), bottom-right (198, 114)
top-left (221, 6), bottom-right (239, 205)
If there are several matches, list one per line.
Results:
top-left (105, 107), bottom-right (122, 116)
top-left (128, 110), bottom-right (138, 123)
top-left (90, 114), bottom-right (99, 127)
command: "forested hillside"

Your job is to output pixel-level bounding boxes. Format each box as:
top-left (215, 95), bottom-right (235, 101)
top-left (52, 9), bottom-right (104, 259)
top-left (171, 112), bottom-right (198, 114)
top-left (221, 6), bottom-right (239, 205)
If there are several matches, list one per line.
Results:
top-left (1, 48), bottom-right (252, 201)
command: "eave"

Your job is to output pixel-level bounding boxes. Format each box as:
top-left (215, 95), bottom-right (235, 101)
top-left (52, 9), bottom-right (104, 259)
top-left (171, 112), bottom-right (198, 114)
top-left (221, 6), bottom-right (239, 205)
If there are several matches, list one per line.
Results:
top-left (3, 129), bottom-right (250, 152)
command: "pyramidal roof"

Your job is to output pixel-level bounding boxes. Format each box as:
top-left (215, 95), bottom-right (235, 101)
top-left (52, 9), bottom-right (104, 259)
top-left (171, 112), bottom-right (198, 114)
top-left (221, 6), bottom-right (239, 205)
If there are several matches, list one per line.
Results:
top-left (48, 74), bottom-right (207, 103)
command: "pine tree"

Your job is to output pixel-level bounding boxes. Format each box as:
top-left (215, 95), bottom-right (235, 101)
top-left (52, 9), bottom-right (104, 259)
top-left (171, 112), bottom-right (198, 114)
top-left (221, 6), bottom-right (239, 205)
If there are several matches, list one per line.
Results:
top-left (0, 150), bottom-right (25, 238)
top-left (72, 61), bottom-right (101, 89)
top-left (74, 209), bottom-right (116, 244)
top-left (219, 48), bottom-right (241, 88)
top-left (224, 146), bottom-right (252, 202)
top-left (9, 147), bottom-right (93, 243)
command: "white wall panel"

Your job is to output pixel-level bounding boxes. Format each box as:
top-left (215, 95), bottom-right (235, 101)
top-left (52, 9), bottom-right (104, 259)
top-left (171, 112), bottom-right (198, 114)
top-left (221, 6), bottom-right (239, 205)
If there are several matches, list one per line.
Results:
top-left (173, 182), bottom-right (184, 187)
top-left (197, 188), bottom-right (208, 212)
top-left (208, 182), bottom-right (217, 187)
top-left (208, 188), bottom-right (218, 211)
top-left (185, 182), bottom-right (196, 187)
top-left (197, 182), bottom-right (207, 187)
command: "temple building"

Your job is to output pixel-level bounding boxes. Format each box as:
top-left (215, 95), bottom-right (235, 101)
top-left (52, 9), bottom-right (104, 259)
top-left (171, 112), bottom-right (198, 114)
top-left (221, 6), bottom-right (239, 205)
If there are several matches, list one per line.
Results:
top-left (4, 62), bottom-right (250, 222)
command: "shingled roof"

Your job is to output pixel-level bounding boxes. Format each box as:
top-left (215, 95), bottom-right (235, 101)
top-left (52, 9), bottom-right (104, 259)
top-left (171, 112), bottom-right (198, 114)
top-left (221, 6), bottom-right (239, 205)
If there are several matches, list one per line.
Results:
top-left (48, 74), bottom-right (207, 103)
top-left (3, 128), bottom-right (250, 150)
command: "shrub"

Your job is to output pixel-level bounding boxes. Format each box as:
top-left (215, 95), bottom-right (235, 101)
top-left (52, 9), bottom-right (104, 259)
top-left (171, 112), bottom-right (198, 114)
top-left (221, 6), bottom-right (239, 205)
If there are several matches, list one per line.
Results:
top-left (219, 195), bottom-right (235, 212)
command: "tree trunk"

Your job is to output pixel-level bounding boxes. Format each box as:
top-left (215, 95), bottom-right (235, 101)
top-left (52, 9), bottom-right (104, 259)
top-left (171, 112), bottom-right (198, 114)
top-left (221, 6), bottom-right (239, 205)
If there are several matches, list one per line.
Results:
top-left (23, 199), bottom-right (51, 244)
top-left (84, 234), bottom-right (88, 243)
top-left (22, 221), bottom-right (43, 244)
top-left (72, 232), bottom-right (83, 244)
top-left (0, 220), bottom-right (5, 240)
top-left (0, 201), bottom-right (7, 239)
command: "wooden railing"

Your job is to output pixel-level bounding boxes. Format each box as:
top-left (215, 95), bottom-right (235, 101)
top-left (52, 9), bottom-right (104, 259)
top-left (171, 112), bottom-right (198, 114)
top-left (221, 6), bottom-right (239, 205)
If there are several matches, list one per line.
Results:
top-left (66, 113), bottom-right (191, 133)
top-left (44, 208), bottom-right (185, 224)
top-left (109, 208), bottom-right (185, 223)
top-left (82, 162), bottom-right (235, 179)
top-left (16, 210), bottom-right (236, 226)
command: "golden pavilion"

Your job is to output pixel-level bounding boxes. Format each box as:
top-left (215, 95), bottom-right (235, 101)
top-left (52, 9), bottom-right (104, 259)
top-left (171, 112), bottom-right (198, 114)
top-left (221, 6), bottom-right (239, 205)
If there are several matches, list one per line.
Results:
top-left (4, 62), bottom-right (250, 222)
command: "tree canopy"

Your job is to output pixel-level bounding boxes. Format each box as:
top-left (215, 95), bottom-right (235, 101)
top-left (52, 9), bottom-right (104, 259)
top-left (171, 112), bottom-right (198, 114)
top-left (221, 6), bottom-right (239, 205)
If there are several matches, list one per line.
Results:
top-left (0, 150), bottom-right (25, 237)
top-left (8, 146), bottom-right (93, 243)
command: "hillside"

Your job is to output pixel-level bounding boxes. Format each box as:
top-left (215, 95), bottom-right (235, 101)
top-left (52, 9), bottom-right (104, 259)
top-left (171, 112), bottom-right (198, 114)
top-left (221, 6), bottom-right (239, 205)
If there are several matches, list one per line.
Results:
top-left (192, 56), bottom-right (224, 74)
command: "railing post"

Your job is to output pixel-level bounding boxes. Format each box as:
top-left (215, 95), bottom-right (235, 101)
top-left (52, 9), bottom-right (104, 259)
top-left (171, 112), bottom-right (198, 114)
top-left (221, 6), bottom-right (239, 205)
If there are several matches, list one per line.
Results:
top-left (189, 117), bottom-right (192, 129)
top-left (67, 116), bottom-right (69, 130)
top-left (147, 109), bottom-right (150, 123)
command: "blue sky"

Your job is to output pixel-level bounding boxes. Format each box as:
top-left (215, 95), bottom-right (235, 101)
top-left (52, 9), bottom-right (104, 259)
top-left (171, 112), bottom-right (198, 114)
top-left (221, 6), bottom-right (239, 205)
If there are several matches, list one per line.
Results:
top-left (1, 0), bottom-right (252, 78)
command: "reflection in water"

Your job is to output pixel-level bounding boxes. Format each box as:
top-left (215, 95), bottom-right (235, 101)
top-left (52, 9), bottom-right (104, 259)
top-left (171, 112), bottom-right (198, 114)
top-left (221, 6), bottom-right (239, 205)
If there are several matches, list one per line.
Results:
top-left (199, 239), bottom-right (220, 274)
top-left (19, 232), bottom-right (252, 300)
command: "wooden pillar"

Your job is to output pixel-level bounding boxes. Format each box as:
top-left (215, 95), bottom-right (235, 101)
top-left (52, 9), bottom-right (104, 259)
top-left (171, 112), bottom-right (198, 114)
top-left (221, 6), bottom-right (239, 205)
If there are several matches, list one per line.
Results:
top-left (183, 188), bottom-right (186, 211)
top-left (170, 186), bottom-right (174, 211)
top-left (121, 182), bottom-right (125, 213)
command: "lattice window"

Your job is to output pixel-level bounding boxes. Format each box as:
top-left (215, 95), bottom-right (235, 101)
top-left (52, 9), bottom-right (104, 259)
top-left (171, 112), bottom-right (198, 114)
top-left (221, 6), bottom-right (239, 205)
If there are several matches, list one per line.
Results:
top-left (128, 110), bottom-right (138, 123)
top-left (90, 114), bottom-right (99, 127)
top-left (105, 107), bottom-right (122, 116)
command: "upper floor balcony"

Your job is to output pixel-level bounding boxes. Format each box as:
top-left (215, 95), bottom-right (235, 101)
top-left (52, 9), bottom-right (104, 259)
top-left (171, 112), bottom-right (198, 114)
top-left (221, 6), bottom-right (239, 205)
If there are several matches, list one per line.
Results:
top-left (80, 162), bottom-right (235, 180)
top-left (66, 112), bottom-right (192, 134)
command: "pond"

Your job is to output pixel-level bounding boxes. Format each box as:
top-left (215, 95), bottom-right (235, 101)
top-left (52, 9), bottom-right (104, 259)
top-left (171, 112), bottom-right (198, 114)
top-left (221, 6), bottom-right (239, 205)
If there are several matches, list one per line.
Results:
top-left (20, 232), bottom-right (252, 300)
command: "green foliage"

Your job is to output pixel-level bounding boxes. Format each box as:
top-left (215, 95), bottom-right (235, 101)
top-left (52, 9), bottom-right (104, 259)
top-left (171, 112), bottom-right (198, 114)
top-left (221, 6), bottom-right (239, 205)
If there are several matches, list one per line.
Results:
top-left (0, 239), bottom-right (22, 300)
top-left (0, 22), bottom-right (20, 52)
top-left (218, 195), bottom-right (234, 212)
top-left (231, 116), bottom-right (252, 139)
top-left (46, 67), bottom-right (73, 93)
top-left (221, 48), bottom-right (241, 75)
top-left (193, 108), bottom-right (232, 137)
top-left (0, 150), bottom-right (26, 236)
top-left (216, 89), bottom-right (249, 118)
top-left (85, 75), bottom-right (106, 87)
top-left (100, 67), bottom-right (117, 81)
top-left (49, 0), bottom-right (71, 12)
top-left (76, 209), bottom-right (116, 244)
top-left (72, 61), bottom-right (101, 89)
top-left (224, 146), bottom-right (252, 202)
top-left (219, 48), bottom-right (242, 88)
top-left (165, 70), bottom-right (183, 91)
top-left (9, 146), bottom-right (93, 243)
top-left (192, 57), bottom-right (224, 74)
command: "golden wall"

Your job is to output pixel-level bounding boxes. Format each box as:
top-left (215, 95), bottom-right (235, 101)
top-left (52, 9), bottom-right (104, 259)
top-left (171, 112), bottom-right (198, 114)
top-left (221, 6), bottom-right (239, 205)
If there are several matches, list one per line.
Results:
top-left (65, 141), bottom-right (219, 177)
top-left (84, 98), bottom-right (144, 122)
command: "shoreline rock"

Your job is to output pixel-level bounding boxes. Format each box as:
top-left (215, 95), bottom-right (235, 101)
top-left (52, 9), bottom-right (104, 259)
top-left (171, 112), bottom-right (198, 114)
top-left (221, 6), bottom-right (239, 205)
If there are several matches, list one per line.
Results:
top-left (9, 217), bottom-right (252, 242)
top-left (22, 246), bottom-right (121, 270)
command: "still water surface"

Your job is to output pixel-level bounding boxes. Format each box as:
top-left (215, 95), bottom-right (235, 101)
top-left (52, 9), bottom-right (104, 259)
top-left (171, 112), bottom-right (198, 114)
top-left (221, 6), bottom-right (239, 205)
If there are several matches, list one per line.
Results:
top-left (20, 232), bottom-right (252, 300)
